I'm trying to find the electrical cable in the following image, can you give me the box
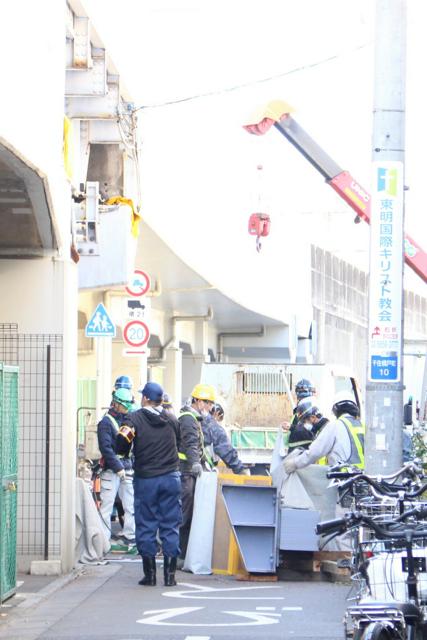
[132,42,371,112]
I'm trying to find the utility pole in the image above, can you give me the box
[365,0,406,474]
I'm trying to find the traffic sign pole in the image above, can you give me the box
[365,0,405,474]
[122,269,151,360]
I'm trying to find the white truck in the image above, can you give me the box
[200,362,362,469]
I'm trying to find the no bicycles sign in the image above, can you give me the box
[125,269,151,297]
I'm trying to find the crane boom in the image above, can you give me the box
[243,100,427,284]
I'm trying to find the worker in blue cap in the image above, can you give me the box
[116,381,182,587]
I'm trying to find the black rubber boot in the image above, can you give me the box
[138,556,156,586]
[163,556,177,587]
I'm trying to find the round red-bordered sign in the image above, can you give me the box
[125,269,151,297]
[123,320,150,348]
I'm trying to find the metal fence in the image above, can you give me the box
[0,327,63,560]
[0,363,19,601]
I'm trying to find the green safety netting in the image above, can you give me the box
[231,430,278,449]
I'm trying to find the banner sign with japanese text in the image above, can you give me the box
[368,161,404,383]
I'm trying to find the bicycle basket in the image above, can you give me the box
[365,546,427,604]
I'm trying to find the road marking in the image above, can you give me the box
[137,606,281,627]
[184,637,211,640]
[163,582,284,600]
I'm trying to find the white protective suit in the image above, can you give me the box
[292,414,353,469]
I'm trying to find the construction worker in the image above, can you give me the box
[114,374,138,411]
[295,378,316,404]
[114,375,133,390]
[162,392,175,416]
[177,383,216,567]
[284,379,318,450]
[287,413,314,451]
[97,388,135,546]
[202,403,250,475]
[284,390,365,473]
[295,400,329,439]
[116,381,181,587]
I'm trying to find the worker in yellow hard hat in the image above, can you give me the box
[177,383,216,568]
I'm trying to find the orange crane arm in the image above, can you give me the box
[243,100,427,284]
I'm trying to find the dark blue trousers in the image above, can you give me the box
[134,471,182,557]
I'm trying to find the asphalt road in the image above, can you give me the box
[0,560,349,640]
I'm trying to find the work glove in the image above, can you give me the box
[238,468,251,476]
[283,456,298,474]
[117,469,126,480]
[191,462,203,477]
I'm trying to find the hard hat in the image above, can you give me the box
[296,399,318,421]
[114,375,133,390]
[112,387,134,410]
[332,390,358,417]
[211,403,224,419]
[295,378,316,399]
[162,392,173,408]
[191,383,216,403]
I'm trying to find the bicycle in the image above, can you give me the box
[322,464,427,595]
[316,508,427,639]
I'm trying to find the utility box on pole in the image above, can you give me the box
[365,0,406,473]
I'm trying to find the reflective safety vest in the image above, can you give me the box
[339,415,365,469]
[106,413,119,431]
[315,415,365,468]
[178,411,214,469]
[288,439,312,450]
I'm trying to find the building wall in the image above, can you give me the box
[312,245,427,405]
[0,1,78,572]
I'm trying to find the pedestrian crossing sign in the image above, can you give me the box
[85,303,116,338]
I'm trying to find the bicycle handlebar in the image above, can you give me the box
[316,510,427,539]
[331,472,427,500]
[327,461,424,483]
[316,517,348,535]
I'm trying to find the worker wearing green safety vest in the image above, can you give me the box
[177,383,216,567]
[283,391,365,474]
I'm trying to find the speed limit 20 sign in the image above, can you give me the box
[123,320,150,349]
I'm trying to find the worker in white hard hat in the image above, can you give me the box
[284,390,365,473]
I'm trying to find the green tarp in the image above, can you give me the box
[231,430,278,449]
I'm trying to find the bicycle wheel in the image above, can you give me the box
[354,622,395,640]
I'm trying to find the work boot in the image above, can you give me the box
[163,556,177,587]
[138,556,156,586]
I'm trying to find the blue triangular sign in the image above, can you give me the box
[85,303,116,338]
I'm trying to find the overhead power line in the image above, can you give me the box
[133,42,370,111]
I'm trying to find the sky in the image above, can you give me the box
[82,0,426,297]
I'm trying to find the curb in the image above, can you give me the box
[15,565,85,612]
[0,564,122,638]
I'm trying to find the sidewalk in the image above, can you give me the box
[0,537,145,639]
[0,563,123,640]
[0,568,83,633]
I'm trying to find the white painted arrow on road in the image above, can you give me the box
[136,606,281,627]
[162,582,284,600]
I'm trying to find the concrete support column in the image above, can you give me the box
[163,347,183,412]
[95,337,112,423]
[58,259,78,574]
[194,320,209,358]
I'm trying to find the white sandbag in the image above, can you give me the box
[183,471,218,574]
[281,470,315,510]
[75,478,109,564]
[269,428,288,488]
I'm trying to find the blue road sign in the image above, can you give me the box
[370,354,398,381]
[85,303,116,338]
